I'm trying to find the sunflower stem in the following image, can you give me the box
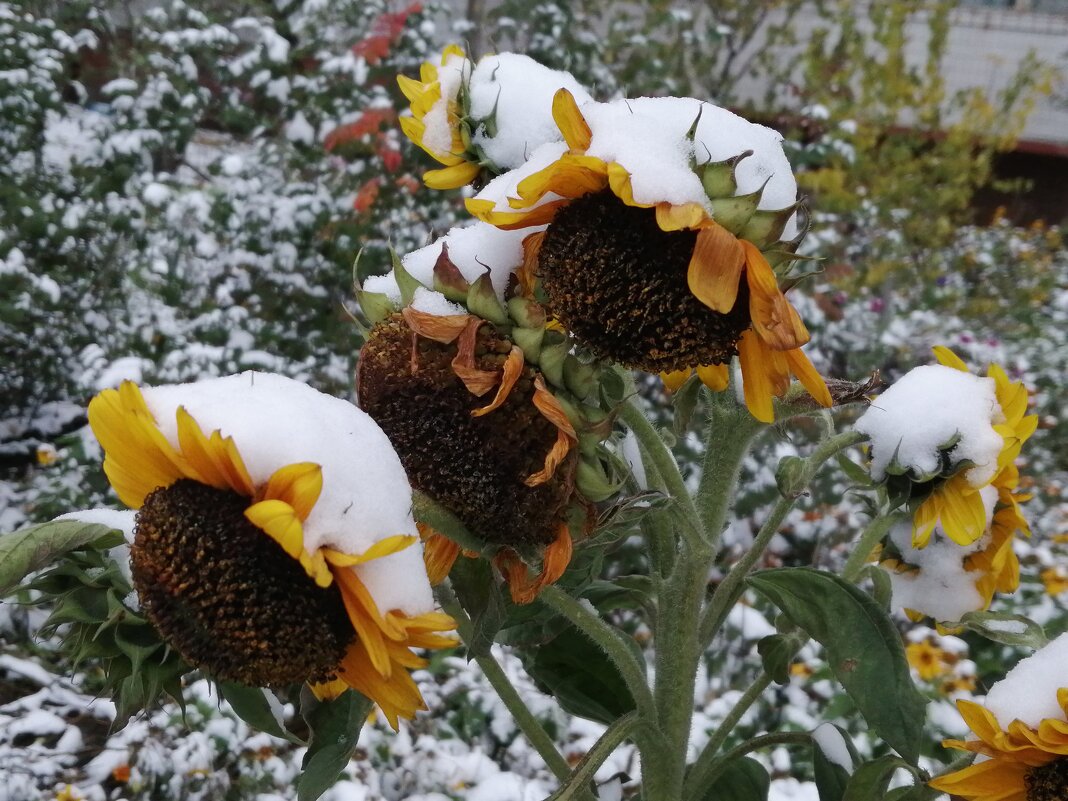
[434,585,582,792]
[412,491,491,556]
[698,429,869,648]
[538,584,657,724]
[682,671,775,798]
[695,389,762,550]
[687,730,813,797]
[618,395,703,550]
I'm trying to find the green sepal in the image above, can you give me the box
[576,457,623,502]
[356,289,395,324]
[390,248,423,306]
[738,201,804,249]
[511,326,545,362]
[563,356,597,400]
[432,242,470,302]
[709,179,768,235]
[700,149,752,198]
[467,272,508,325]
[507,296,546,329]
[538,336,569,387]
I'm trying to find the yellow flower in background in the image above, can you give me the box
[911,347,1036,548]
[906,640,950,682]
[397,45,481,189]
[1041,567,1068,596]
[89,378,455,728]
[467,89,830,423]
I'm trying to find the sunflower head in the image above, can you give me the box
[87,373,455,727]
[857,346,1036,548]
[464,91,830,423]
[930,634,1068,801]
[398,48,594,190]
[357,226,622,602]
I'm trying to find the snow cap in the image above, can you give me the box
[985,632,1068,729]
[856,364,1006,487]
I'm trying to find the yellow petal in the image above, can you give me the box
[661,368,693,393]
[940,480,991,546]
[88,383,188,508]
[259,462,323,520]
[655,201,709,231]
[245,499,306,562]
[744,241,810,351]
[933,345,968,372]
[396,74,426,105]
[322,534,418,567]
[912,494,942,548]
[514,155,608,207]
[551,88,592,151]
[472,346,525,418]
[696,363,730,391]
[465,196,569,230]
[687,222,745,313]
[784,348,832,408]
[421,530,461,585]
[424,160,481,189]
[927,757,1029,799]
[737,330,776,424]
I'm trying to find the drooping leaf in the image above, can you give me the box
[812,724,859,801]
[954,611,1047,649]
[297,689,374,801]
[450,556,508,657]
[700,757,769,801]
[672,373,703,435]
[0,520,124,596]
[757,634,797,684]
[220,683,303,744]
[523,626,635,726]
[748,568,927,763]
[842,755,912,801]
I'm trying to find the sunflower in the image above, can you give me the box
[356,230,618,603]
[398,48,595,190]
[397,45,479,189]
[88,374,455,728]
[930,656,1068,800]
[872,347,1037,549]
[464,89,830,423]
[906,639,950,682]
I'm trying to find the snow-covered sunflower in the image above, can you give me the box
[929,634,1068,801]
[464,89,830,422]
[357,223,618,603]
[88,373,455,728]
[398,47,593,190]
[857,346,1036,548]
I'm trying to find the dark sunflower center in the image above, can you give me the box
[131,479,353,687]
[356,314,575,551]
[537,190,752,373]
[1027,757,1068,801]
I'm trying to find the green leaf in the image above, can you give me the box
[701,757,769,801]
[748,568,927,763]
[842,755,912,801]
[836,454,874,487]
[757,634,797,684]
[220,683,303,744]
[0,520,124,596]
[858,564,893,611]
[297,689,374,801]
[954,611,1048,649]
[672,373,702,435]
[450,557,508,657]
[523,627,635,726]
[813,743,850,801]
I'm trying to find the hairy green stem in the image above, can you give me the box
[695,392,762,547]
[619,397,703,547]
[547,712,641,801]
[435,587,578,789]
[682,672,774,798]
[699,429,869,647]
[538,584,657,723]
[688,731,813,796]
[412,491,489,555]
